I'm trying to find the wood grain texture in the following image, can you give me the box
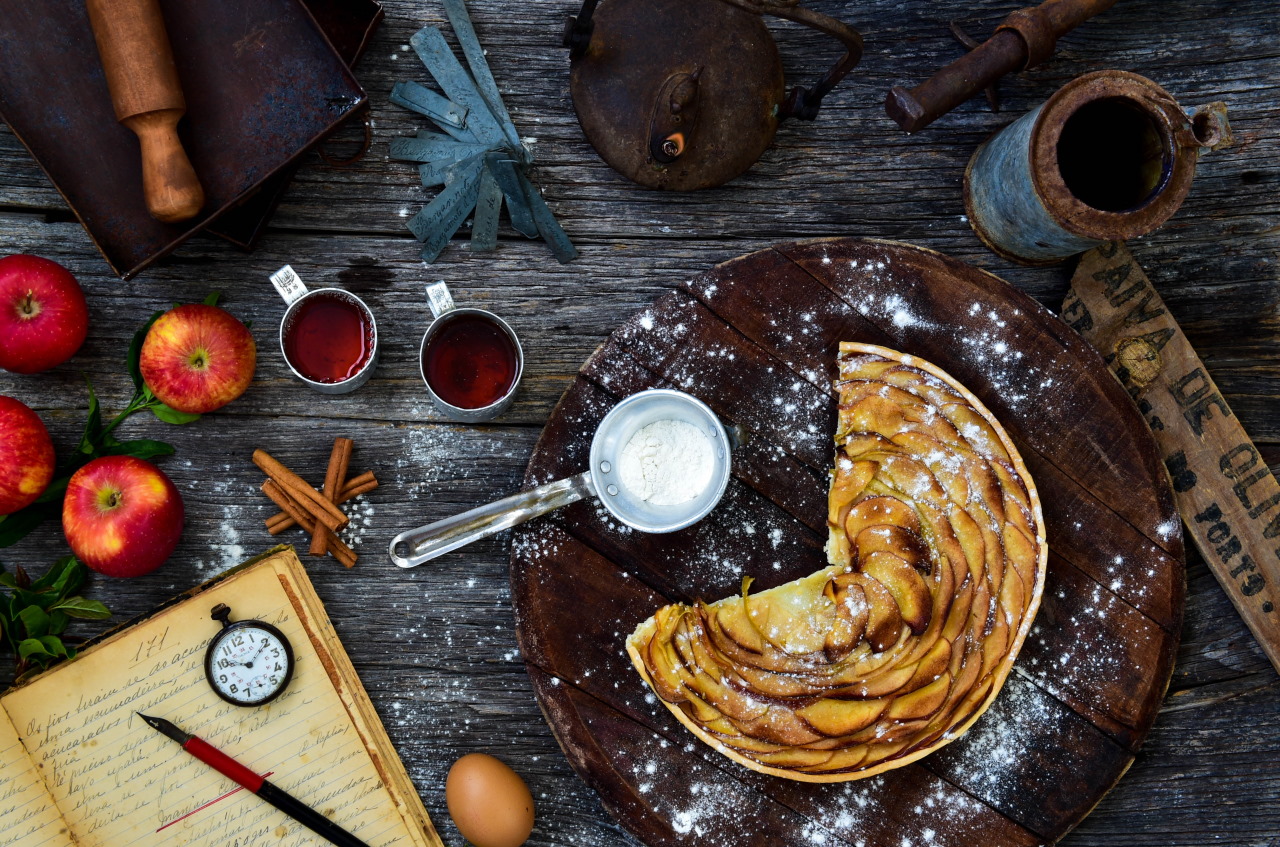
[1,0,1277,845]
[511,239,1182,845]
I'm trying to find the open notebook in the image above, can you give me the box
[0,547,442,847]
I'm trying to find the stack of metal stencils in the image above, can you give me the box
[390,0,577,263]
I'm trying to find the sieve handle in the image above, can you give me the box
[388,471,596,568]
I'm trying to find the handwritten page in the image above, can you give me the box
[1,552,434,847]
[0,706,72,847]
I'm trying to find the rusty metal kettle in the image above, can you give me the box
[563,0,862,190]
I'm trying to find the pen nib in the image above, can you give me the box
[136,712,191,745]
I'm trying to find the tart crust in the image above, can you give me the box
[626,343,1048,782]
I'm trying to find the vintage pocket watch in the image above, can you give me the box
[204,603,295,706]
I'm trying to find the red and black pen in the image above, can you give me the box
[137,713,372,847]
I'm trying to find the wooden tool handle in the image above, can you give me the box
[85,0,204,222]
[125,110,205,223]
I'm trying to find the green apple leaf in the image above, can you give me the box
[12,587,47,614]
[50,597,111,621]
[37,635,69,658]
[101,439,177,461]
[51,556,85,597]
[151,404,201,425]
[17,605,50,638]
[128,310,165,393]
[3,555,110,679]
[203,291,222,306]
[30,555,77,592]
[17,638,52,661]
[78,378,103,455]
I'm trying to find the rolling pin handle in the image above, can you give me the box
[129,110,205,223]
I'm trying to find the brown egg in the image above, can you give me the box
[445,753,535,847]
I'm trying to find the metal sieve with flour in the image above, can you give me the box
[389,389,733,568]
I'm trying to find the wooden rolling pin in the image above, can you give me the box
[86,0,204,223]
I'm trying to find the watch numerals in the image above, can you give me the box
[206,612,293,706]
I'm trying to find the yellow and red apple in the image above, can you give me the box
[62,456,184,577]
[0,254,90,374]
[0,395,56,515]
[140,304,256,414]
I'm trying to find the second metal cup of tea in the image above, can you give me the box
[418,281,524,423]
[389,389,733,568]
[269,265,379,394]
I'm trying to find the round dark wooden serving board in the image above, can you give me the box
[510,238,1185,847]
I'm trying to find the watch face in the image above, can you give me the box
[205,622,294,706]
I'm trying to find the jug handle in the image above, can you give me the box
[722,0,863,121]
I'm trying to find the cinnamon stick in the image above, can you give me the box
[252,449,348,532]
[266,472,377,534]
[262,481,358,568]
[310,438,354,557]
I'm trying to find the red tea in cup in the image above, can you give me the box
[283,292,374,384]
[422,313,519,409]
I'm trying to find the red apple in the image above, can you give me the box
[0,395,56,515]
[139,304,256,414]
[0,254,90,374]
[62,456,184,577]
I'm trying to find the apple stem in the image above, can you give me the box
[19,290,40,319]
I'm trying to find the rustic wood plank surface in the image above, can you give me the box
[1,0,1277,845]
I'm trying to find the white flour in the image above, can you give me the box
[619,419,713,505]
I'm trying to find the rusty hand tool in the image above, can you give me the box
[885,0,1120,133]
[85,0,205,222]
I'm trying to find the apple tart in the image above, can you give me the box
[626,343,1047,782]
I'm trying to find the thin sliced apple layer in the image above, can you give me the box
[626,343,1047,782]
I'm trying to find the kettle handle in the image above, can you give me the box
[722,0,863,121]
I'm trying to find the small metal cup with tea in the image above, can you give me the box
[419,281,524,422]
[269,265,379,394]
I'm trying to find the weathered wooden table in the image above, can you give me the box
[1,1,1277,844]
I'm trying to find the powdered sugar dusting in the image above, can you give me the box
[837,251,1059,412]
[935,675,1069,811]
